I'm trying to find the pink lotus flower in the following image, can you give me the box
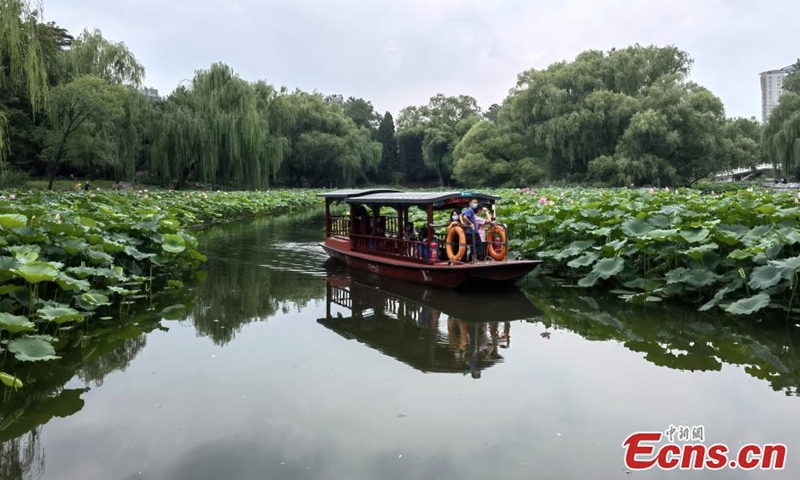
[522,187,529,192]
[538,196,548,204]
[9,194,16,200]
[648,187,655,194]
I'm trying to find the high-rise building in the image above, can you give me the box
[760,64,797,123]
[140,87,160,101]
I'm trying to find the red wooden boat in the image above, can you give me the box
[319,189,541,288]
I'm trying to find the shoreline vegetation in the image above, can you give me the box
[0,188,321,389]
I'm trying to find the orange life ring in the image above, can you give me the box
[445,226,467,261]
[487,225,507,261]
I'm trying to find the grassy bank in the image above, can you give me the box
[0,189,321,388]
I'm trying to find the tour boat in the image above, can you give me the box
[318,189,541,288]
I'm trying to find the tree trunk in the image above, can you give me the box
[47,133,69,190]
[47,166,58,191]
[174,161,196,190]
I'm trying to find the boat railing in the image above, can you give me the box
[327,215,399,239]
[330,284,352,309]
[327,215,351,237]
[351,234,433,264]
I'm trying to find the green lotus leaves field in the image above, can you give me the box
[499,186,800,315]
[0,189,320,386]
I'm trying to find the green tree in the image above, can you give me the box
[452,120,533,186]
[396,126,425,182]
[503,44,728,186]
[1,19,73,182]
[485,103,500,122]
[66,28,144,87]
[274,90,380,187]
[0,0,49,176]
[376,111,398,183]
[396,94,482,185]
[782,60,800,95]
[149,63,285,189]
[41,75,125,189]
[114,86,156,181]
[342,97,380,132]
[720,117,762,170]
[762,92,800,179]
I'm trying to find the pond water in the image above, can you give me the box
[2,212,799,479]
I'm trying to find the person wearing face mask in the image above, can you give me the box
[447,209,461,230]
[461,200,483,262]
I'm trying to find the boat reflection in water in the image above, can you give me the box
[318,264,543,378]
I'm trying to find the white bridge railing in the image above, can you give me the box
[714,163,776,178]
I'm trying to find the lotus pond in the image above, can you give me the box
[499,186,800,316]
[0,189,320,387]
[1,207,799,480]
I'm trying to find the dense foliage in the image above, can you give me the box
[2,2,774,190]
[0,189,320,387]
[763,62,800,179]
[500,187,800,315]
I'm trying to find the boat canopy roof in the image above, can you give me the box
[317,188,400,201]
[343,191,500,207]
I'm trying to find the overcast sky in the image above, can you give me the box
[44,0,799,120]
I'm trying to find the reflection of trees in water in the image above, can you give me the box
[530,291,800,396]
[191,262,324,345]
[191,214,326,346]
[0,213,329,476]
[76,335,149,387]
[0,428,44,480]
[0,285,194,474]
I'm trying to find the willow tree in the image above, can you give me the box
[271,90,382,187]
[763,92,800,179]
[149,63,286,189]
[66,28,144,87]
[0,0,49,176]
[115,87,155,181]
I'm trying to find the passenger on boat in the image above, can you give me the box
[403,221,417,241]
[366,216,385,241]
[403,221,418,257]
[460,200,483,262]
[418,226,442,260]
[446,209,461,231]
[474,206,492,260]
[371,217,386,237]
[352,205,370,236]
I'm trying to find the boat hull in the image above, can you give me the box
[320,237,540,288]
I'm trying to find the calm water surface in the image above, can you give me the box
[2,213,800,479]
